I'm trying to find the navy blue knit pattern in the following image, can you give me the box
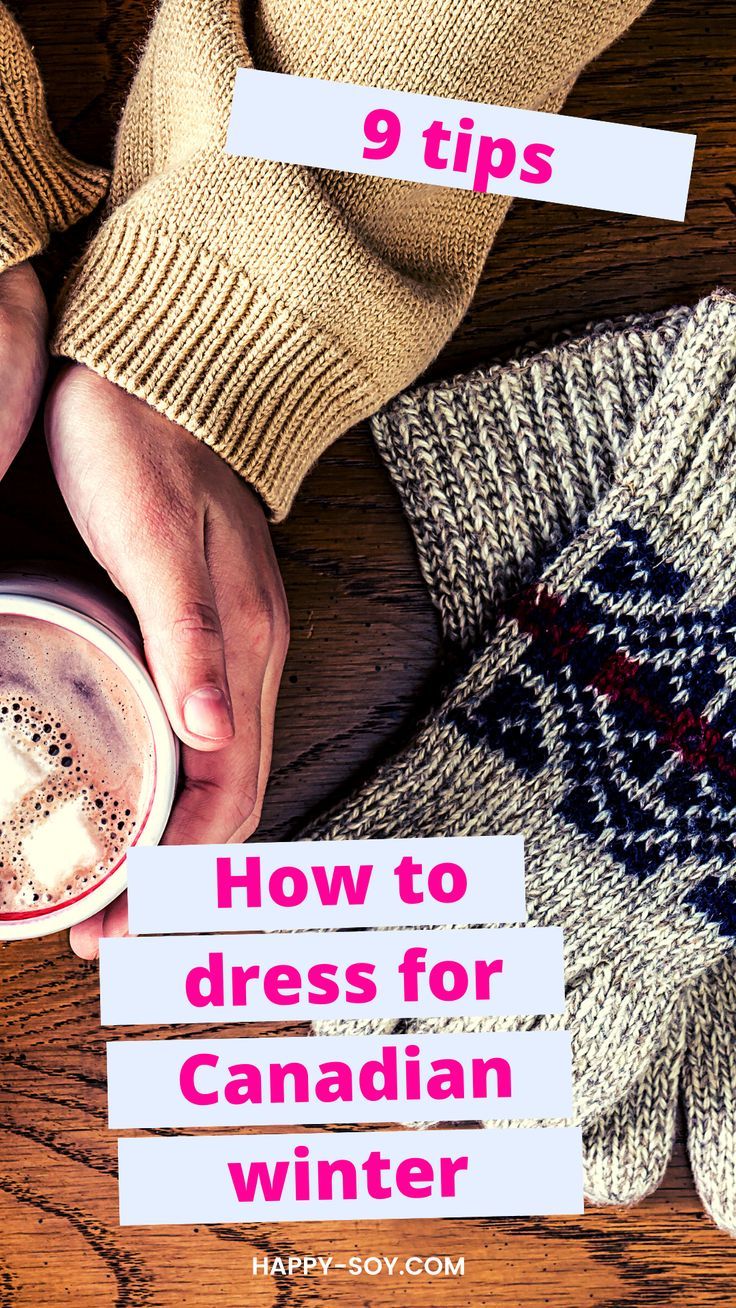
[451,522,736,937]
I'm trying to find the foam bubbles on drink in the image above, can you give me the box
[0,615,155,915]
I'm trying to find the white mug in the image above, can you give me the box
[0,570,178,941]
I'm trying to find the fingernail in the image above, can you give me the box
[183,686,234,740]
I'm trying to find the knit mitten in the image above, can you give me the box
[583,1005,685,1206]
[584,951,736,1236]
[307,291,736,1128]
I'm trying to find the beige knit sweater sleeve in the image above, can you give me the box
[0,5,107,272]
[52,0,649,519]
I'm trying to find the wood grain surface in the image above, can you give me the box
[2,1,736,1304]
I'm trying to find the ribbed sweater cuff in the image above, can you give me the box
[0,127,108,270]
[0,8,108,270]
[51,208,374,519]
[371,304,691,650]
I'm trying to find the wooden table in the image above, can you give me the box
[2,1,736,1303]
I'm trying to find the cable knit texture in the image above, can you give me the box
[0,4,108,271]
[304,293,736,1144]
[51,0,648,517]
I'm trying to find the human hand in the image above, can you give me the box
[0,260,47,474]
[45,365,289,959]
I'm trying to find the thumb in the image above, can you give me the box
[583,1008,685,1206]
[682,954,736,1236]
[114,539,235,751]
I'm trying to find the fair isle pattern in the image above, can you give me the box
[371,303,692,652]
[451,520,736,936]
[307,292,736,1185]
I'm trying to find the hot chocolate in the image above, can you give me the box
[0,612,156,918]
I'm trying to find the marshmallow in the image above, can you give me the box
[0,731,51,823]
[21,797,104,894]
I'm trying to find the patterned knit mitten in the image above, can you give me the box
[308,291,736,1128]
[584,951,736,1236]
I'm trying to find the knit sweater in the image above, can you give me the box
[0,6,107,270]
[0,0,648,517]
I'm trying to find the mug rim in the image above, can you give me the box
[0,592,178,940]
